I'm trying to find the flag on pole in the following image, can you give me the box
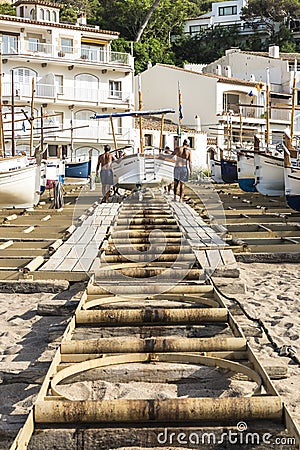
[178,82,183,123]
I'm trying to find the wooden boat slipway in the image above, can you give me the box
[92,108,176,190]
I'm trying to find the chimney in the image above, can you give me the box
[216,64,222,76]
[224,65,232,78]
[269,45,280,59]
[195,115,201,131]
[77,12,87,26]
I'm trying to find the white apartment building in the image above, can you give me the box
[204,46,300,134]
[136,63,273,161]
[0,0,135,162]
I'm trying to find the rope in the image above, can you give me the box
[209,276,300,367]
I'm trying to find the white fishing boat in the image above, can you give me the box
[237,151,256,192]
[111,147,174,189]
[208,148,223,183]
[93,108,176,190]
[254,150,285,197]
[0,155,40,209]
[283,135,300,211]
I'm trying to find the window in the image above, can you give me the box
[28,37,40,52]
[109,80,121,99]
[144,134,153,146]
[75,74,98,101]
[39,9,44,20]
[30,8,36,20]
[189,25,208,35]
[45,9,50,21]
[52,11,57,22]
[61,38,73,53]
[55,75,63,94]
[219,6,237,16]
[15,68,36,84]
[223,93,240,114]
[2,34,18,54]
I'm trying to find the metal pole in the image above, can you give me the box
[110,115,117,150]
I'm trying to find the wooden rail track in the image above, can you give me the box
[184,181,300,259]
[9,189,300,450]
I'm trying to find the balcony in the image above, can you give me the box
[2,81,132,105]
[3,40,132,68]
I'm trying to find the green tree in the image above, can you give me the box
[241,0,300,37]
[0,3,16,15]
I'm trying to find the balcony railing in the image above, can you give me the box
[2,81,132,104]
[3,40,132,67]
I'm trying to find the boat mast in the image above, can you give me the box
[138,74,143,154]
[30,77,35,157]
[70,106,74,161]
[290,59,297,142]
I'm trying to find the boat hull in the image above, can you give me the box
[284,165,300,211]
[221,159,238,183]
[112,154,174,189]
[237,153,257,192]
[65,160,91,179]
[209,159,223,183]
[44,159,65,190]
[254,153,284,196]
[0,163,40,209]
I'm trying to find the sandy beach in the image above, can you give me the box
[0,263,299,448]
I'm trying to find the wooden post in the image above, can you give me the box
[265,68,270,148]
[290,59,297,141]
[110,115,117,150]
[29,77,35,157]
[160,113,165,150]
[138,74,143,154]
[11,69,15,156]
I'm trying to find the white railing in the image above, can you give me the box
[3,40,131,67]
[2,81,131,104]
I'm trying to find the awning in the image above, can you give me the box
[81,38,107,45]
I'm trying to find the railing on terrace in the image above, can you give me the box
[2,82,131,104]
[3,41,132,66]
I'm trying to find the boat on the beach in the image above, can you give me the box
[220,149,238,183]
[64,159,91,180]
[283,135,300,211]
[237,151,256,192]
[93,108,175,189]
[208,148,223,183]
[0,155,40,209]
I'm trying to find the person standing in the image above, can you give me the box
[96,144,116,203]
[172,139,192,202]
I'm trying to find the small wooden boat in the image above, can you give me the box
[65,159,91,179]
[220,149,237,183]
[236,137,259,192]
[0,156,40,209]
[237,151,256,192]
[283,135,300,211]
[254,151,284,197]
[43,158,65,190]
[208,148,223,183]
[111,148,174,189]
[93,108,175,190]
